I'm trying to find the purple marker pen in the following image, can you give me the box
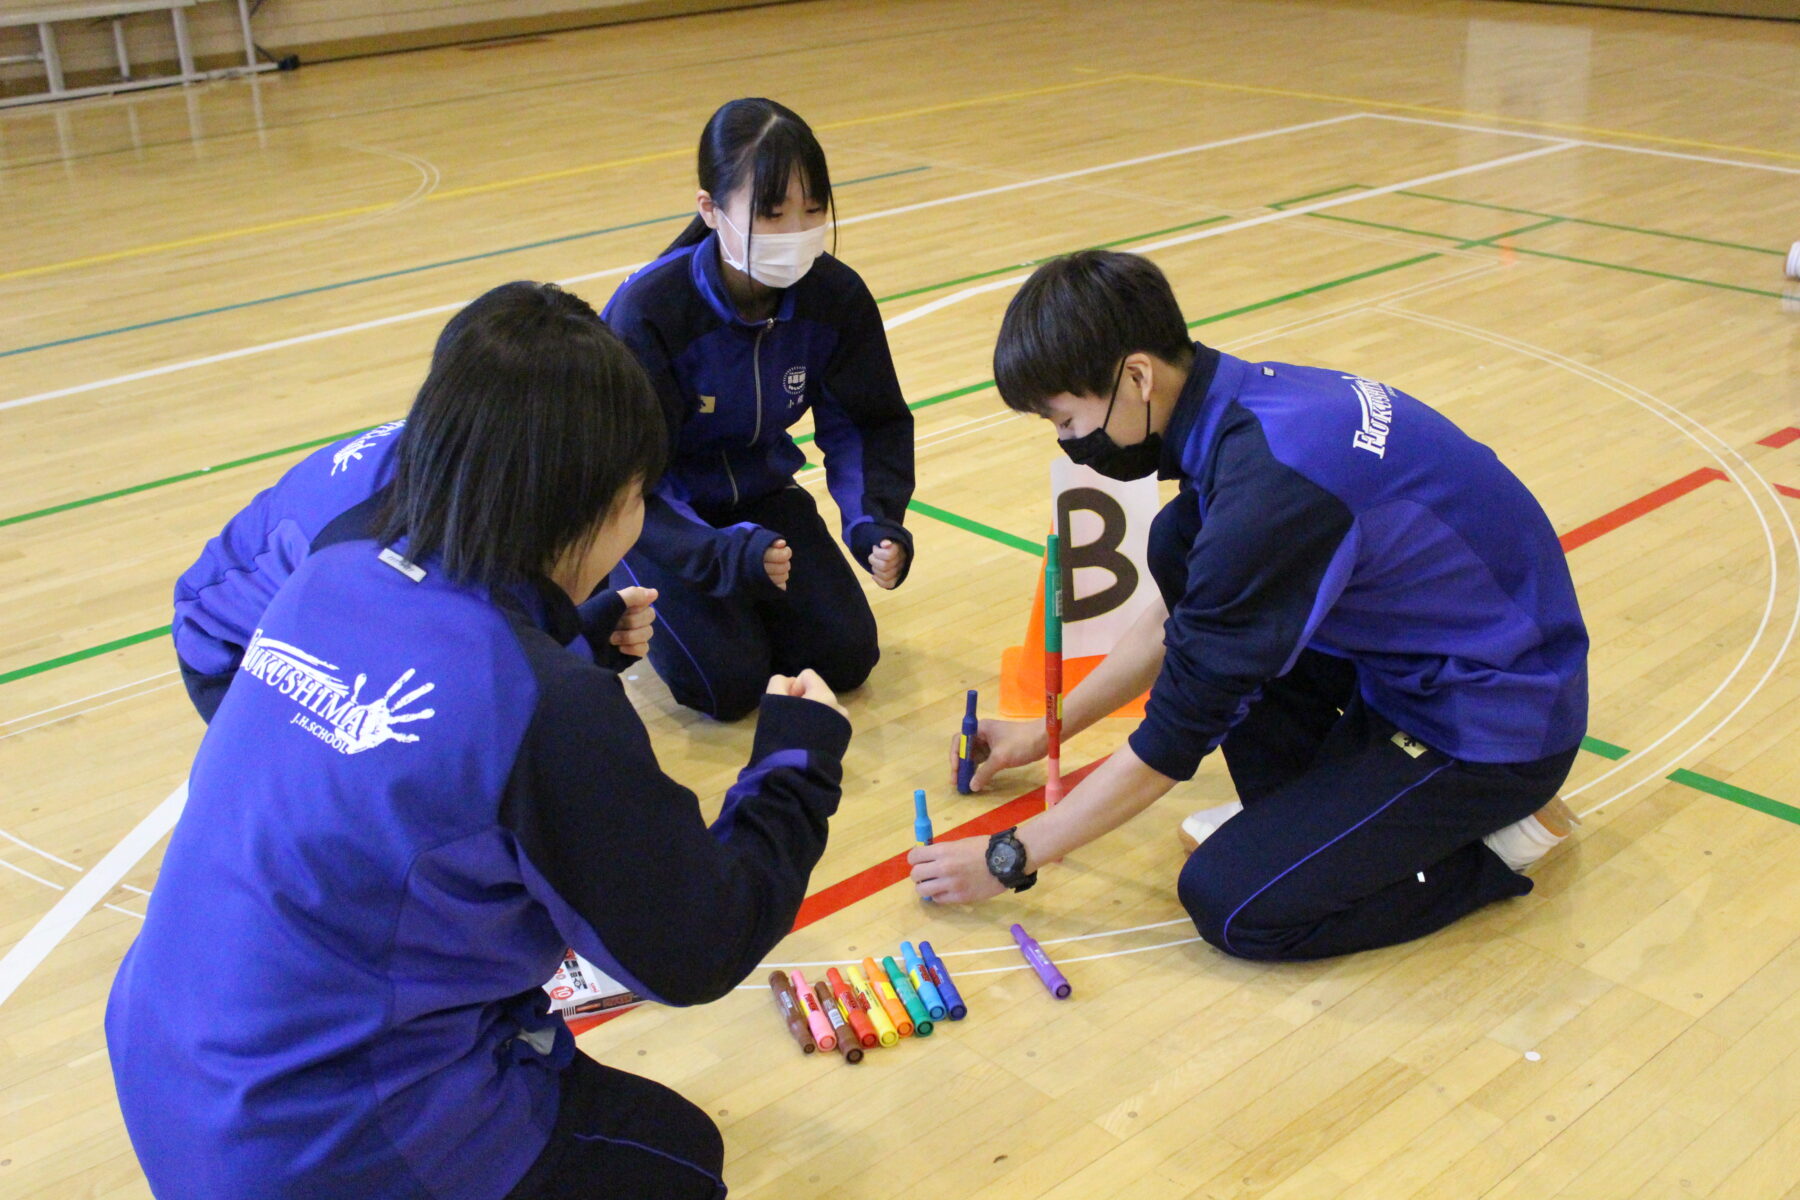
[1011,923,1071,999]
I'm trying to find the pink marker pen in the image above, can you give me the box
[789,968,837,1051]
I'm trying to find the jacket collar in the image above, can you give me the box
[496,573,582,647]
[1157,342,1225,480]
[690,233,799,328]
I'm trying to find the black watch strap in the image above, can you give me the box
[986,827,1038,893]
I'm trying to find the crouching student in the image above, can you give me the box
[170,284,655,722]
[910,251,1587,962]
[603,97,915,721]
[108,282,852,1199]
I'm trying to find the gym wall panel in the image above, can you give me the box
[0,0,788,87]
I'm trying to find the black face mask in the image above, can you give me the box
[1059,360,1162,481]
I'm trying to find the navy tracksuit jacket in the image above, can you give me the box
[109,535,851,1198]
[171,421,638,719]
[601,236,914,718]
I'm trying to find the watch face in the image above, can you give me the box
[989,839,1021,877]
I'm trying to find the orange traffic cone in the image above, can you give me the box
[998,549,1147,720]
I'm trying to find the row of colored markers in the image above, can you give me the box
[769,927,1072,1065]
[769,941,965,1065]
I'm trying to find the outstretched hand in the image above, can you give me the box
[947,717,1047,793]
[908,838,1005,904]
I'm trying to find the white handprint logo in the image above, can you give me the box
[330,420,405,476]
[242,629,437,754]
[329,669,437,754]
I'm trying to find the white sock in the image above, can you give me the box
[1482,812,1567,873]
[1179,800,1245,851]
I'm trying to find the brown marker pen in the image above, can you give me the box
[768,970,815,1054]
[815,981,865,1064]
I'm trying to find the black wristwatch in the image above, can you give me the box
[986,827,1038,892]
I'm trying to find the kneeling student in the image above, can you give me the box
[912,250,1587,962]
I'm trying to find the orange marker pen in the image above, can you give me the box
[862,955,914,1037]
[827,967,879,1049]
[846,964,900,1047]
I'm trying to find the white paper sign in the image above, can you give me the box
[1051,459,1162,661]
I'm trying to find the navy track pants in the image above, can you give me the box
[613,484,879,721]
[1180,650,1576,961]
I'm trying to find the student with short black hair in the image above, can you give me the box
[170,285,655,722]
[911,250,1587,961]
[603,97,915,721]
[109,281,852,1200]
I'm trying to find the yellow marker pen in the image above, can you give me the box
[846,963,899,1047]
[862,955,914,1037]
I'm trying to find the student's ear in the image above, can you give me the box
[697,190,718,229]
[1124,352,1157,404]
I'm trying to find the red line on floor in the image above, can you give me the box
[1559,467,1728,553]
[792,757,1105,931]
[1758,428,1800,449]
[1777,484,1800,501]
[567,758,1108,1034]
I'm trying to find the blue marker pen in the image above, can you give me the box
[913,788,933,846]
[901,940,948,1021]
[956,690,979,794]
[919,941,967,1020]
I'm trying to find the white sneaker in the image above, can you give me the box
[1178,800,1245,853]
[1483,796,1579,873]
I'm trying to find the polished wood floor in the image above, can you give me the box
[3,1,1799,1196]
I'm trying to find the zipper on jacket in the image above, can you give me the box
[750,319,773,446]
[722,450,740,506]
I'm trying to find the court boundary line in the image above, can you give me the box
[1303,209,1786,300]
[11,112,1784,424]
[1356,110,1800,176]
[1383,308,1800,818]
[0,77,1129,284]
[0,113,1361,414]
[0,166,936,361]
[1120,70,1800,166]
[1396,188,1786,256]
[880,139,1578,333]
[0,782,185,1007]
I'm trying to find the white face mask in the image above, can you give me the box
[716,207,828,290]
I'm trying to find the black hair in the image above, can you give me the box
[993,250,1197,415]
[378,281,667,588]
[663,97,835,259]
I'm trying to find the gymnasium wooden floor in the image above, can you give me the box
[4,0,1799,1195]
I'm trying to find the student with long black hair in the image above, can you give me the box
[603,97,915,721]
[169,296,655,722]
[108,282,852,1200]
